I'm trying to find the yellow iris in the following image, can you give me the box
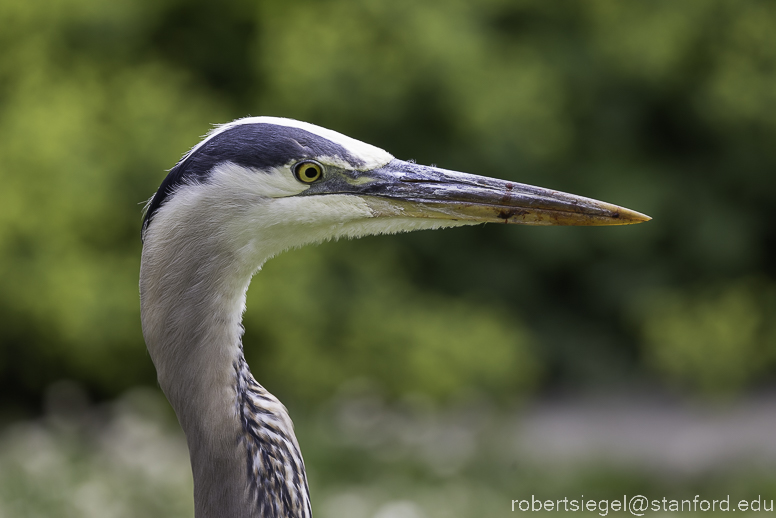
[295,161,323,183]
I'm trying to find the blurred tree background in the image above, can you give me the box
[1,0,776,516]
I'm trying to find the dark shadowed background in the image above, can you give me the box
[1,1,775,516]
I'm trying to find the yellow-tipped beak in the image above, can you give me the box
[315,159,651,227]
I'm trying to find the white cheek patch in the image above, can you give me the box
[210,162,308,199]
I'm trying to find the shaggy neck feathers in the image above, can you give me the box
[140,175,313,518]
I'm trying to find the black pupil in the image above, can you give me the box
[304,166,317,179]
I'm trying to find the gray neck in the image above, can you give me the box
[140,221,311,518]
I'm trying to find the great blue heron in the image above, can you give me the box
[139,117,649,518]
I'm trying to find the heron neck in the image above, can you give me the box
[140,228,311,518]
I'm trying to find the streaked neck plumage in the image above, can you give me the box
[140,171,315,518]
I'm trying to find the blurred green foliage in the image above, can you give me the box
[640,280,776,395]
[1,0,775,408]
[245,244,537,401]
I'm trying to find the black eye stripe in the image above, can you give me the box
[142,123,362,235]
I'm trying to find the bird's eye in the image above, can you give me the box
[294,161,323,183]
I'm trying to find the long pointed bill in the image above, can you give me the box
[310,159,650,226]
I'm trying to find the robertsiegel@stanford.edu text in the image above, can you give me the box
[511,495,774,516]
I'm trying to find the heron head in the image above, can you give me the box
[142,117,649,265]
